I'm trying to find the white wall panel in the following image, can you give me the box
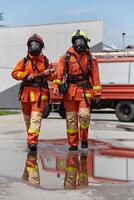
[99,62,129,84]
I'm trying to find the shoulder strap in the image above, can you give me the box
[62,51,71,77]
[65,51,71,63]
[23,56,29,70]
[87,51,92,74]
[65,50,92,75]
[23,55,49,70]
[44,56,49,69]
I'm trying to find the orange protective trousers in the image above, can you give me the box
[21,101,46,145]
[64,98,91,147]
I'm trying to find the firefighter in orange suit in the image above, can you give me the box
[11,33,55,152]
[64,151,88,189]
[53,30,102,151]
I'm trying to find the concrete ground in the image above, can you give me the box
[1,112,134,200]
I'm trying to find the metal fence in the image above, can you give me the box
[104,32,134,50]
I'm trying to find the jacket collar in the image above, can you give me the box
[28,53,45,62]
[68,47,89,57]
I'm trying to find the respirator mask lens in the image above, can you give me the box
[28,41,42,56]
[73,38,86,53]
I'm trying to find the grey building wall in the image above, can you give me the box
[0,84,21,109]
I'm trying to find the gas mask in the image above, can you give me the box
[73,38,87,53]
[28,41,42,57]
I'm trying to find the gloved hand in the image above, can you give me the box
[94,96,100,104]
[53,87,59,95]
[27,74,34,81]
[44,68,55,76]
[44,69,50,76]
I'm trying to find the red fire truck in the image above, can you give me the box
[43,51,134,122]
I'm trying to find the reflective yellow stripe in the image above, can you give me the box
[41,95,48,100]
[79,173,88,178]
[83,93,92,97]
[17,72,23,79]
[80,123,89,129]
[67,128,78,134]
[65,166,77,172]
[27,166,38,173]
[93,85,102,90]
[85,93,92,97]
[28,128,40,135]
[53,79,62,85]
[30,92,35,102]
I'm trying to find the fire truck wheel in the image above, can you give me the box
[42,103,52,118]
[115,101,134,122]
[58,102,66,119]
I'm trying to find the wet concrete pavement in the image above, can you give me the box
[1,112,134,199]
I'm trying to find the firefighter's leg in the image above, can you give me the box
[27,101,46,146]
[78,99,91,148]
[22,152,40,185]
[77,151,88,188]
[64,100,79,149]
[64,152,78,189]
[21,102,31,131]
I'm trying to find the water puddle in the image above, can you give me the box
[22,139,134,190]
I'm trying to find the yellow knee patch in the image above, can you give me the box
[66,112,78,132]
[79,108,90,129]
[28,111,42,135]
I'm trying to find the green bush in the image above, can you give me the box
[0,110,20,115]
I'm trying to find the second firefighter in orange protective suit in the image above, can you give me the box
[11,33,55,152]
[53,30,102,151]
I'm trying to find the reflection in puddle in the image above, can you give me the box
[22,139,134,190]
[23,152,40,186]
[64,151,88,189]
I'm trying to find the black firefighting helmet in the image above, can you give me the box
[27,34,44,56]
[27,33,44,48]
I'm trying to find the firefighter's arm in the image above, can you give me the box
[91,57,102,97]
[46,63,56,81]
[52,55,65,93]
[32,66,55,80]
[11,59,30,81]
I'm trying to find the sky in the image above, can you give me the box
[0,0,134,34]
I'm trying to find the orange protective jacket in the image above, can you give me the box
[11,54,55,102]
[53,47,102,101]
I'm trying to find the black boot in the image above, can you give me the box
[81,140,88,149]
[28,143,37,152]
[68,146,78,151]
